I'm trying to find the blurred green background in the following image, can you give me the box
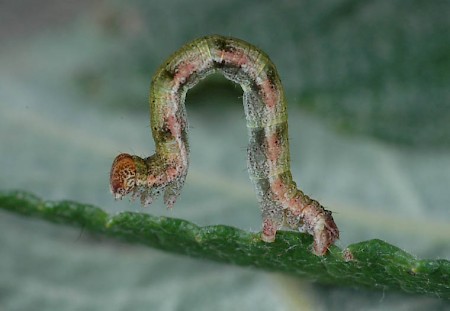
[0,0,449,310]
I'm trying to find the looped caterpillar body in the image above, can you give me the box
[109,35,339,255]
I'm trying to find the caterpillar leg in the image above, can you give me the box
[260,202,285,242]
[286,194,339,256]
[163,174,186,209]
[261,173,339,255]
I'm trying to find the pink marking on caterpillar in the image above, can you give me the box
[109,35,339,255]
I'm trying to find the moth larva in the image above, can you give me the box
[109,35,339,255]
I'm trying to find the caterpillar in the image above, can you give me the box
[109,35,339,255]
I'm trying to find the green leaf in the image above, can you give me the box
[1,190,448,299]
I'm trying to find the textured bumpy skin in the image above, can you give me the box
[110,35,339,255]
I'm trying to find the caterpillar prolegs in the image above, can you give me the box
[109,35,339,255]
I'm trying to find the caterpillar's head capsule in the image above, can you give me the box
[110,153,146,199]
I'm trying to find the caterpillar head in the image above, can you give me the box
[110,153,147,199]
